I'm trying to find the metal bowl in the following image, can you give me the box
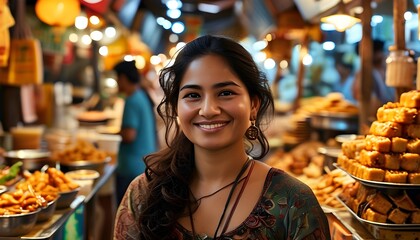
[37,197,59,222]
[318,146,342,171]
[4,149,55,172]
[0,208,41,237]
[56,188,80,209]
[310,112,359,132]
[59,157,111,175]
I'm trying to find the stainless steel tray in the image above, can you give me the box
[336,196,420,230]
[310,112,358,131]
[334,163,420,189]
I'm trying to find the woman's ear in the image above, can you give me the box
[250,96,260,117]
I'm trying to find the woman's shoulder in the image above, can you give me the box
[263,166,314,195]
[126,174,149,203]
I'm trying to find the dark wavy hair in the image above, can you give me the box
[138,35,274,239]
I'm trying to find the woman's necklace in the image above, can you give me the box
[188,156,253,240]
[193,176,247,203]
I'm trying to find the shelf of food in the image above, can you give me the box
[334,163,420,189]
[0,163,116,239]
[337,196,420,230]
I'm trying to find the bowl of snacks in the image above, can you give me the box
[0,189,46,237]
[4,149,55,172]
[0,208,41,236]
[56,187,80,209]
[52,140,111,174]
[60,157,111,175]
[37,197,59,222]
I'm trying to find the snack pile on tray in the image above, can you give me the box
[339,182,420,224]
[0,188,47,215]
[337,90,420,184]
[17,168,79,194]
[51,140,108,162]
[312,168,355,209]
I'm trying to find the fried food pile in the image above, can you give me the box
[0,168,79,216]
[0,188,47,215]
[51,140,108,162]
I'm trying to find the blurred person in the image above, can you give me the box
[332,51,357,104]
[114,35,330,240]
[353,39,395,114]
[113,60,158,204]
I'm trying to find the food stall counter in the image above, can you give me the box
[9,163,117,239]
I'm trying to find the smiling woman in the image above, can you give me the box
[113,35,331,240]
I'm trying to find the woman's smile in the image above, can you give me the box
[196,121,228,131]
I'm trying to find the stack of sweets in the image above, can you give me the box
[338,90,420,184]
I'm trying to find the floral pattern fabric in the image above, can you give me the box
[114,168,331,240]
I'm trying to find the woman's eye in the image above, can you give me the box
[219,90,234,96]
[183,92,200,99]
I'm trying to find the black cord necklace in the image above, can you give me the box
[187,156,253,240]
[193,176,247,203]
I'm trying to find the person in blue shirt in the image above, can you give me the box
[113,60,158,204]
[332,51,357,104]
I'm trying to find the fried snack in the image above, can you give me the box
[365,135,391,152]
[51,140,109,162]
[384,170,408,183]
[367,192,392,215]
[383,154,401,170]
[359,150,385,168]
[406,124,420,138]
[400,153,420,172]
[47,168,79,191]
[407,139,420,154]
[391,137,408,153]
[311,168,355,209]
[400,90,420,108]
[16,167,78,202]
[408,172,420,184]
[362,208,388,223]
[388,208,410,224]
[0,189,47,215]
[369,121,403,138]
[376,102,417,124]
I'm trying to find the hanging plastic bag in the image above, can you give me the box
[0,0,43,85]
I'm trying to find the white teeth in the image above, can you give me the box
[199,123,225,129]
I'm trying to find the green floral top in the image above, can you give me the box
[114,168,331,240]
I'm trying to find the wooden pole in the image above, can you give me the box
[358,0,373,134]
[392,0,411,99]
[293,33,309,111]
[393,0,406,50]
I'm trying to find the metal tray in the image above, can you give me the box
[310,112,358,131]
[334,163,420,189]
[336,196,420,230]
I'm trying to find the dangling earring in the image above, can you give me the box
[245,120,259,140]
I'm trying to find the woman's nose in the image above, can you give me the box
[199,96,221,117]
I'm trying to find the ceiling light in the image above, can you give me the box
[321,14,360,32]
[167,9,181,19]
[198,3,220,14]
[320,0,360,32]
[171,22,185,34]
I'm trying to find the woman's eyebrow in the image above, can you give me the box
[180,81,240,92]
[179,84,201,92]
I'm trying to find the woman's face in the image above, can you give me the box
[177,55,258,151]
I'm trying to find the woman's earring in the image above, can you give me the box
[245,120,259,140]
